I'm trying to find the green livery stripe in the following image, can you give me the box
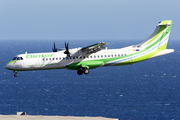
[144,25,166,46]
[106,42,168,67]
[161,20,172,26]
[5,67,63,71]
[67,60,104,70]
[6,60,19,65]
[67,55,129,70]
[67,27,171,70]
[143,20,172,47]
[6,20,173,72]
[129,28,170,58]
[145,25,171,50]
[133,43,167,63]
[94,23,172,67]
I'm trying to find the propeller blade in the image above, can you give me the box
[52,42,58,52]
[64,42,70,57]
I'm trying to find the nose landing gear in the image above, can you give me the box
[14,71,18,77]
[14,73,18,77]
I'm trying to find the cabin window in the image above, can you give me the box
[59,57,61,60]
[118,54,120,57]
[42,58,45,61]
[125,54,126,56]
[53,58,55,60]
[46,58,48,61]
[101,55,103,58]
[84,56,86,59]
[115,55,116,57]
[121,54,123,56]
[76,56,78,59]
[94,56,96,58]
[90,56,92,58]
[80,57,82,59]
[104,55,106,57]
[56,58,58,60]
[108,55,110,57]
[111,55,113,57]
[73,57,75,59]
[87,56,89,58]
[49,58,51,60]
[63,57,65,60]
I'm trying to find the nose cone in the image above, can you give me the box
[5,62,11,70]
[5,60,16,70]
[5,64,10,69]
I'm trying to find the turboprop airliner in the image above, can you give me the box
[5,20,174,77]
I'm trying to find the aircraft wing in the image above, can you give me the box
[81,42,108,54]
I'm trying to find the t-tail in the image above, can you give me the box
[132,20,174,62]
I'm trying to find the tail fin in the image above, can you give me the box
[135,20,173,50]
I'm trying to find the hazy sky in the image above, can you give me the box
[0,0,179,40]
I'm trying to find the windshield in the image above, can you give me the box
[12,57,23,60]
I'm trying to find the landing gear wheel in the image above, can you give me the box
[84,69,89,75]
[14,74,18,77]
[77,70,83,75]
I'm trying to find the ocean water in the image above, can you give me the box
[0,40,180,120]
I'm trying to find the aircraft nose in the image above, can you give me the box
[5,61,13,70]
[5,64,10,69]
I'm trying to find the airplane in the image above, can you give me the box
[5,20,174,77]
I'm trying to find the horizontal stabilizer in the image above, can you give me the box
[150,49,174,59]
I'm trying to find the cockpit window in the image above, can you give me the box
[12,57,17,60]
[12,57,23,60]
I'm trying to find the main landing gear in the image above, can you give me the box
[77,67,90,75]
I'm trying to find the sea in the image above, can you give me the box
[0,40,179,120]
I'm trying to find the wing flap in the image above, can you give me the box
[81,42,108,54]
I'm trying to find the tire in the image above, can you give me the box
[14,74,18,77]
[84,69,89,75]
[77,70,83,75]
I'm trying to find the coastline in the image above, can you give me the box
[0,115,118,120]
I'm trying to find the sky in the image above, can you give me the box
[0,0,179,40]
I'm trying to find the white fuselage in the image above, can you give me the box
[5,46,174,72]
[7,47,130,71]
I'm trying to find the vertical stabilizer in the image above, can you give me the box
[135,20,173,50]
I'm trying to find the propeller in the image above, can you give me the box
[64,42,70,57]
[52,42,58,52]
